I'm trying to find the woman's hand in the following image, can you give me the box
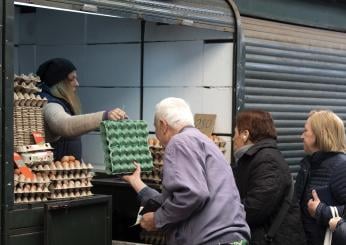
[329,217,342,231]
[307,189,321,217]
[108,108,128,120]
[122,162,146,193]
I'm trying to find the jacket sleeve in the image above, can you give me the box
[43,103,104,138]
[315,203,344,225]
[243,154,288,226]
[330,162,346,204]
[154,140,210,229]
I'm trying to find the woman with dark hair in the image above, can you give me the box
[37,58,128,160]
[233,110,306,245]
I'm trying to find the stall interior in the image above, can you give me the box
[14,5,234,243]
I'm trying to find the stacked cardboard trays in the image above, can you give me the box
[100,120,153,174]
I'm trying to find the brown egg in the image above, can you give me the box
[61,156,69,162]
[69,156,76,161]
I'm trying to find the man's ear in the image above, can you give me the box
[160,119,169,134]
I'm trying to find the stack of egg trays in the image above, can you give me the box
[141,137,164,184]
[100,120,153,175]
[14,171,50,204]
[38,159,94,200]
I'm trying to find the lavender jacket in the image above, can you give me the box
[139,127,250,245]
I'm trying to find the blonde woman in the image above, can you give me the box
[294,110,346,245]
[37,58,127,160]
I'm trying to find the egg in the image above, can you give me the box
[42,196,48,201]
[30,185,37,192]
[14,169,21,175]
[35,196,41,202]
[69,161,75,169]
[61,156,69,162]
[81,163,87,169]
[69,156,76,161]
[62,162,69,170]
[87,163,93,169]
[22,197,29,202]
[49,162,56,170]
[44,164,50,170]
[74,173,80,179]
[69,181,74,188]
[57,193,63,198]
[75,181,81,187]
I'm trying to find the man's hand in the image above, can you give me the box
[140,212,157,231]
[122,162,146,193]
[307,189,320,217]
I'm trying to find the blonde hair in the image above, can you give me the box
[50,80,81,115]
[308,110,346,152]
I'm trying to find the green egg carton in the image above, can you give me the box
[100,120,153,175]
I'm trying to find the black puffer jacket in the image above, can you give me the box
[233,139,306,245]
[295,152,346,245]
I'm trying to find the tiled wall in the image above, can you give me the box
[15,7,234,168]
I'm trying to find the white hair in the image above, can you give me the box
[155,97,194,130]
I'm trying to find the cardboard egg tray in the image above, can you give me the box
[14,171,51,204]
[14,106,45,147]
[14,82,41,94]
[209,135,227,154]
[15,194,49,204]
[50,189,93,200]
[14,73,41,85]
[141,137,164,184]
[100,120,153,175]
[14,92,47,107]
[21,151,54,166]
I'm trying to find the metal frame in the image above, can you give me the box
[2,0,14,243]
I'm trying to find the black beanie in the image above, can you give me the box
[36,58,76,87]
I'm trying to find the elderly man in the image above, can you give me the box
[123,97,250,245]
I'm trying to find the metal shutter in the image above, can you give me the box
[239,17,346,176]
[14,0,234,32]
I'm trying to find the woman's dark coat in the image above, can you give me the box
[295,152,346,245]
[233,138,306,245]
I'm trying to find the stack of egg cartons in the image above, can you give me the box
[14,143,53,204]
[209,135,227,155]
[100,120,153,174]
[46,156,94,200]
[141,137,164,184]
[13,74,47,147]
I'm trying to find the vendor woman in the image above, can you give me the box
[37,58,127,160]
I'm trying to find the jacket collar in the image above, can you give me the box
[244,138,278,156]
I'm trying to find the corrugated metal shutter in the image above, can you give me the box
[239,17,346,176]
[14,0,234,32]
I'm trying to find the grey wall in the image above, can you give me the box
[15,7,233,169]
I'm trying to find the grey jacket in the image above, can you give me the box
[139,127,250,245]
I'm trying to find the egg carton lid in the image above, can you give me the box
[16,143,53,153]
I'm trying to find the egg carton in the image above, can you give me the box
[14,92,47,107]
[50,183,93,190]
[14,73,41,84]
[14,172,50,184]
[15,143,53,153]
[15,194,49,204]
[100,120,153,174]
[48,172,94,181]
[32,161,93,172]
[21,151,54,165]
[15,185,50,194]
[49,190,93,200]
[14,82,41,94]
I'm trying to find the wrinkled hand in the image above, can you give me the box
[329,217,342,231]
[140,212,157,231]
[108,108,128,120]
[307,190,320,217]
[122,162,141,184]
[122,163,146,193]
